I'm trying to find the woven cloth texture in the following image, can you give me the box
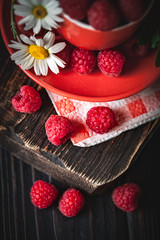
[47,79,160,147]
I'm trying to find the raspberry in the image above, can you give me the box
[12,85,42,113]
[59,0,91,20]
[118,0,145,22]
[86,106,116,134]
[45,115,75,146]
[30,180,58,209]
[98,49,125,77]
[112,183,141,212]
[122,34,150,58]
[70,48,96,74]
[87,0,120,31]
[59,188,85,217]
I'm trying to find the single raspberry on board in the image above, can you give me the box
[30,180,58,209]
[87,0,120,31]
[12,85,42,113]
[70,48,96,74]
[59,0,91,20]
[45,115,75,146]
[98,49,125,77]
[112,183,141,212]
[86,106,116,134]
[59,188,85,217]
[118,0,145,22]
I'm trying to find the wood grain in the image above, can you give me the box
[1,126,160,240]
[0,32,160,194]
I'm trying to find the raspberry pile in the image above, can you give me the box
[52,31,150,77]
[112,183,141,212]
[69,46,127,77]
[59,0,147,31]
[59,0,91,21]
[88,0,120,31]
[56,28,150,76]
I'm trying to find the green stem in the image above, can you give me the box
[11,0,21,42]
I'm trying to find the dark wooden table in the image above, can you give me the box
[0,31,160,240]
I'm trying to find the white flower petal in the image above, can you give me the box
[8,42,27,50]
[46,1,59,9]
[16,54,33,68]
[48,7,63,15]
[51,54,65,68]
[39,59,48,75]
[31,0,41,5]
[14,5,32,16]
[20,34,34,45]
[11,54,30,66]
[23,17,37,31]
[14,10,32,17]
[42,0,50,5]
[34,59,41,75]
[49,42,66,54]
[47,57,59,74]
[33,19,42,34]
[44,15,59,29]
[36,39,44,46]
[11,49,29,60]
[41,19,52,31]
[17,0,33,7]
[43,32,55,49]
[49,14,64,23]
[30,36,37,43]
[14,4,31,12]
[21,56,34,70]
[18,15,33,25]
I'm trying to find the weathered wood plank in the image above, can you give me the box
[0,32,160,193]
[1,129,160,240]
[0,74,160,193]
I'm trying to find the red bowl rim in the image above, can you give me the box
[62,0,154,32]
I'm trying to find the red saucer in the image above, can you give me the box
[0,0,160,102]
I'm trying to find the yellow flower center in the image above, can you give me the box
[32,5,47,19]
[29,45,49,59]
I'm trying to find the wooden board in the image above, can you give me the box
[0,33,160,194]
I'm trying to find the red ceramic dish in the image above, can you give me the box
[0,0,160,102]
[57,1,154,50]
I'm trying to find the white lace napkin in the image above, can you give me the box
[47,79,160,147]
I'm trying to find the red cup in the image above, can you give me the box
[57,0,154,50]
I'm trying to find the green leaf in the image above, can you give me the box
[155,46,160,67]
[151,31,160,48]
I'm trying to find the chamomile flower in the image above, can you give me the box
[8,31,66,76]
[14,0,64,34]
